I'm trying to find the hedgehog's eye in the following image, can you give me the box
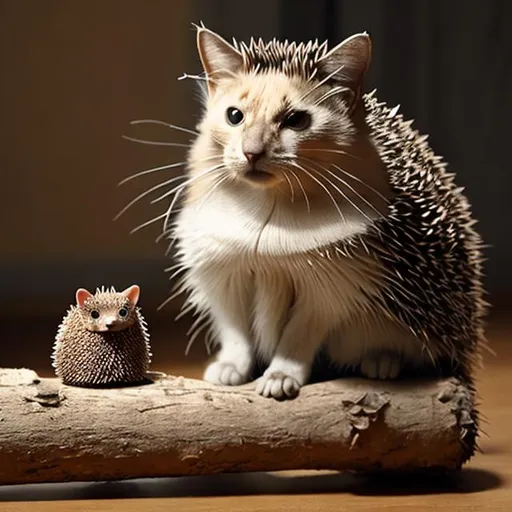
[90,310,100,319]
[282,110,311,131]
[226,107,244,126]
[118,308,128,318]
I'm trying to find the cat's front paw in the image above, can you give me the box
[360,352,402,380]
[256,371,301,400]
[203,360,251,386]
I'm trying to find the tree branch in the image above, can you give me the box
[0,368,477,485]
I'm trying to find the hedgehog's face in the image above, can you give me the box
[75,285,140,333]
[187,27,389,212]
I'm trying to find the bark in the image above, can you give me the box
[0,368,477,485]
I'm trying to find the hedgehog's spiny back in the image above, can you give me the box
[52,305,151,387]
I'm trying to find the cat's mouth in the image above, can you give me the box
[243,168,275,183]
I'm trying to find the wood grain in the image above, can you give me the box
[0,312,510,511]
[0,370,476,485]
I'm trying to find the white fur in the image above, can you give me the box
[174,183,425,399]
[171,28,430,399]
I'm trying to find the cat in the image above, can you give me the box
[167,26,485,400]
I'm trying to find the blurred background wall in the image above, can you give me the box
[1,0,511,320]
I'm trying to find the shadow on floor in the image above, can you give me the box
[0,468,504,501]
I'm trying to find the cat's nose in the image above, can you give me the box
[244,151,264,164]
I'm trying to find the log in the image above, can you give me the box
[0,368,478,485]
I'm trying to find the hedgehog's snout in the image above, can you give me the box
[101,315,121,332]
[105,318,116,330]
[88,315,121,333]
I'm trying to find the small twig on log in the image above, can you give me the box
[0,368,477,485]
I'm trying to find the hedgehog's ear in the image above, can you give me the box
[121,285,140,306]
[76,288,93,308]
[318,33,371,110]
[196,26,243,94]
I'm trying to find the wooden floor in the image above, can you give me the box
[1,306,511,511]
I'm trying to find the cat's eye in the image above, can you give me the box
[118,308,128,318]
[90,310,100,319]
[282,110,312,131]
[226,107,244,126]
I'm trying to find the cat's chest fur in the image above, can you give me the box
[175,186,371,260]
[174,188,383,330]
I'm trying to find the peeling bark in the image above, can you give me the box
[0,368,477,485]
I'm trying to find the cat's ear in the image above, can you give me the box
[196,27,243,92]
[76,288,93,308]
[121,285,140,306]
[318,33,371,109]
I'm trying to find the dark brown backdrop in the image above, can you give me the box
[1,0,510,318]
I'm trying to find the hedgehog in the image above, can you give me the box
[52,285,151,387]
[128,26,488,418]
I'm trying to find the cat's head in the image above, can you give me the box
[75,285,140,332]
[187,26,387,212]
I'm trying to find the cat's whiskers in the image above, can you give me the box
[114,175,186,221]
[118,162,187,186]
[152,163,226,204]
[289,161,346,224]
[159,187,184,245]
[158,164,228,240]
[152,170,230,253]
[294,150,389,206]
[280,169,295,203]
[329,164,387,220]
[196,171,231,212]
[118,154,222,185]
[129,119,199,137]
[122,135,191,148]
[129,211,180,235]
[117,162,225,234]
[305,165,380,229]
[298,156,387,221]
[329,161,390,204]
[284,166,311,212]
[129,119,226,150]
[301,148,362,161]
[297,161,422,305]
[156,164,229,244]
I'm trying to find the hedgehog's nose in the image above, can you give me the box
[105,318,116,329]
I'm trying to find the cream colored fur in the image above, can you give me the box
[173,28,430,399]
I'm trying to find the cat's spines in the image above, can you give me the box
[159,27,486,418]
[237,37,328,80]
[358,94,488,375]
